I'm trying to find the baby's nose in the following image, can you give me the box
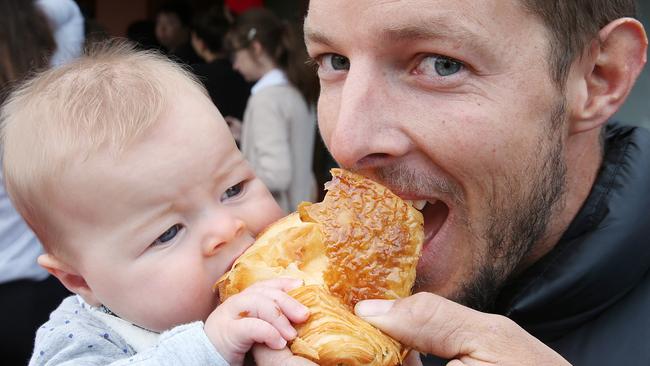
[203,218,246,256]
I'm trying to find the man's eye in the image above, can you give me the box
[418,55,463,77]
[221,182,244,201]
[321,54,350,71]
[152,224,183,246]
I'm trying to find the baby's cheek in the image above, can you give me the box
[157,275,217,326]
[249,191,285,232]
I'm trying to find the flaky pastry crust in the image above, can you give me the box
[216,169,424,365]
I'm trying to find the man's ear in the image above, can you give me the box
[569,18,648,134]
[38,254,101,306]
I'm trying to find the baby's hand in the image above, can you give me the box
[204,278,310,365]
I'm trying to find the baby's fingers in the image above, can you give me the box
[233,318,287,350]
[228,289,308,340]
[248,277,304,293]
[246,280,311,323]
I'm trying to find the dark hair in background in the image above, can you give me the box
[225,8,319,104]
[157,0,193,27]
[521,0,637,89]
[191,7,230,53]
[127,20,161,50]
[0,0,56,101]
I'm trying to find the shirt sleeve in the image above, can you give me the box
[246,94,292,192]
[30,316,229,366]
[112,322,229,366]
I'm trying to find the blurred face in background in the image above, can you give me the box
[232,45,265,82]
[155,12,188,51]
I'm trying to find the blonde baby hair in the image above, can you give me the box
[0,39,208,255]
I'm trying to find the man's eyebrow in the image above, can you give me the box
[305,20,489,55]
[304,27,332,47]
[382,22,479,43]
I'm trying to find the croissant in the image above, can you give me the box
[215,169,424,365]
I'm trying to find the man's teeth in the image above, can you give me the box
[406,199,440,210]
[407,200,427,210]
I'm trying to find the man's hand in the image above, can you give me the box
[355,292,571,366]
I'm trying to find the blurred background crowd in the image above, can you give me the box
[0,0,648,364]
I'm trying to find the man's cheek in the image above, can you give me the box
[317,98,340,146]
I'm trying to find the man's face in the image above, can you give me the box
[305,0,568,310]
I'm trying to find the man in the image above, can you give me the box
[254,0,649,365]
[190,9,251,120]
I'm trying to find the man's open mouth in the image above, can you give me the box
[407,199,450,245]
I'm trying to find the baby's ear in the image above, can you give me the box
[38,254,101,306]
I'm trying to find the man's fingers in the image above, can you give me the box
[252,344,318,366]
[404,350,423,366]
[446,360,467,366]
[355,292,486,358]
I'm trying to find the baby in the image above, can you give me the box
[0,41,309,365]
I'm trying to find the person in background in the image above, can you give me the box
[224,0,263,20]
[127,19,161,51]
[36,0,84,67]
[225,8,320,213]
[191,7,251,121]
[155,0,201,65]
[0,1,70,364]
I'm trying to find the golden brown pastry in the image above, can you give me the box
[215,169,424,366]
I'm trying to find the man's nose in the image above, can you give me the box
[324,62,411,169]
[202,216,246,257]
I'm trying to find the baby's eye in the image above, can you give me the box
[221,181,245,201]
[151,224,183,246]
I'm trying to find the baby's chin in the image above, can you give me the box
[134,308,215,333]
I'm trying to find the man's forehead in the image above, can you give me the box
[304,0,542,59]
[305,0,499,51]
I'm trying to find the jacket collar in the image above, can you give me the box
[251,68,288,95]
[496,122,650,341]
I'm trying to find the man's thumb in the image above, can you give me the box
[355,293,476,359]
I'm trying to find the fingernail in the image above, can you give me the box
[283,278,304,290]
[298,304,310,317]
[355,299,395,317]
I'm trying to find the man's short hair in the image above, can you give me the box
[521,0,637,88]
[0,40,206,255]
[191,8,230,53]
[157,0,193,27]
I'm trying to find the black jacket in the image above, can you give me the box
[426,123,650,365]
[191,59,251,120]
[498,122,650,365]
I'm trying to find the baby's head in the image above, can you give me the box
[1,41,284,332]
